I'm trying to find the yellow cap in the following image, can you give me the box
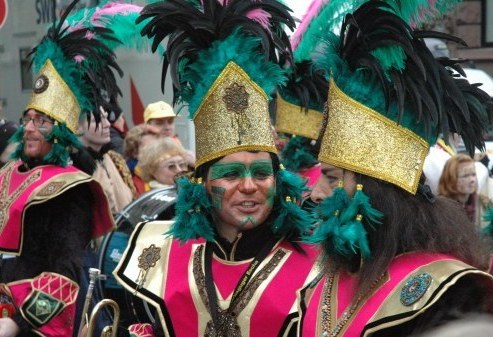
[143,101,176,123]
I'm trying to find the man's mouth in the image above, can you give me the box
[240,201,256,208]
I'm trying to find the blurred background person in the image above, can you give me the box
[138,137,189,191]
[78,109,135,215]
[0,119,18,167]
[438,153,490,226]
[143,100,179,140]
[123,123,158,196]
[143,101,196,169]
[101,98,128,155]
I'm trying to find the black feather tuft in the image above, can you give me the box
[137,0,296,102]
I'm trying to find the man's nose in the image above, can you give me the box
[310,181,333,204]
[239,176,257,193]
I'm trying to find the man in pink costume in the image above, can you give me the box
[113,1,320,336]
[0,0,122,335]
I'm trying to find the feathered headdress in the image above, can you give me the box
[276,9,329,177]
[13,0,152,167]
[137,0,296,168]
[137,0,314,241]
[303,0,493,260]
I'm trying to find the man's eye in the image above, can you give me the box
[253,170,272,179]
[326,176,339,184]
[223,171,241,179]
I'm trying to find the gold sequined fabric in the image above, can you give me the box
[275,94,323,140]
[25,60,80,133]
[318,80,428,194]
[194,62,277,168]
[107,150,137,198]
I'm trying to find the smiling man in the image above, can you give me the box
[113,1,319,337]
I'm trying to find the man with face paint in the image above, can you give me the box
[0,3,124,336]
[297,1,493,337]
[113,2,319,337]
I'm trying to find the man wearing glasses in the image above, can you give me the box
[0,8,117,337]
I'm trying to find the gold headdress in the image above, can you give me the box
[137,0,295,169]
[314,0,492,194]
[25,0,124,132]
[305,0,493,260]
[137,0,315,242]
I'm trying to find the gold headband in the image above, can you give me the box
[193,61,277,168]
[275,94,323,140]
[318,80,429,194]
[25,60,80,133]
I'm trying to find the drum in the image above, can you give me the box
[96,187,177,329]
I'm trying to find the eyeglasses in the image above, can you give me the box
[20,116,54,128]
[158,161,188,171]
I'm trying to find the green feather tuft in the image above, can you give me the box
[306,184,381,260]
[182,30,287,118]
[168,177,215,242]
[281,136,318,172]
[272,197,314,237]
[272,167,313,236]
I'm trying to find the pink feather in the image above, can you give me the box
[290,0,329,51]
[92,3,143,26]
[85,30,95,40]
[74,55,85,63]
[246,8,272,31]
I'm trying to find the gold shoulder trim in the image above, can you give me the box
[364,259,493,335]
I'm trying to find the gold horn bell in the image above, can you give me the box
[86,299,120,337]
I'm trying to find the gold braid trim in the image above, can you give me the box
[107,150,137,198]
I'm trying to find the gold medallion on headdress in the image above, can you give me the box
[193,62,277,168]
[25,60,80,133]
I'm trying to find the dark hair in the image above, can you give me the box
[324,174,491,297]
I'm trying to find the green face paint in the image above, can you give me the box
[209,160,274,181]
[266,186,276,207]
[239,215,258,228]
[210,186,225,209]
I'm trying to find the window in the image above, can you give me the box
[19,47,33,91]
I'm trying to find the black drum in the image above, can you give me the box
[96,187,177,332]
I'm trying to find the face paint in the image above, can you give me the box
[211,185,225,209]
[205,152,276,242]
[266,186,276,207]
[209,160,274,180]
[239,215,258,228]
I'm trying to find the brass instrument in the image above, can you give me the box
[86,299,120,337]
[77,268,120,337]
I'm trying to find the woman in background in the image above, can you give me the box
[438,154,481,225]
[138,137,189,190]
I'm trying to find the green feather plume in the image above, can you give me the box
[182,30,286,117]
[273,167,313,236]
[168,177,215,242]
[281,136,318,172]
